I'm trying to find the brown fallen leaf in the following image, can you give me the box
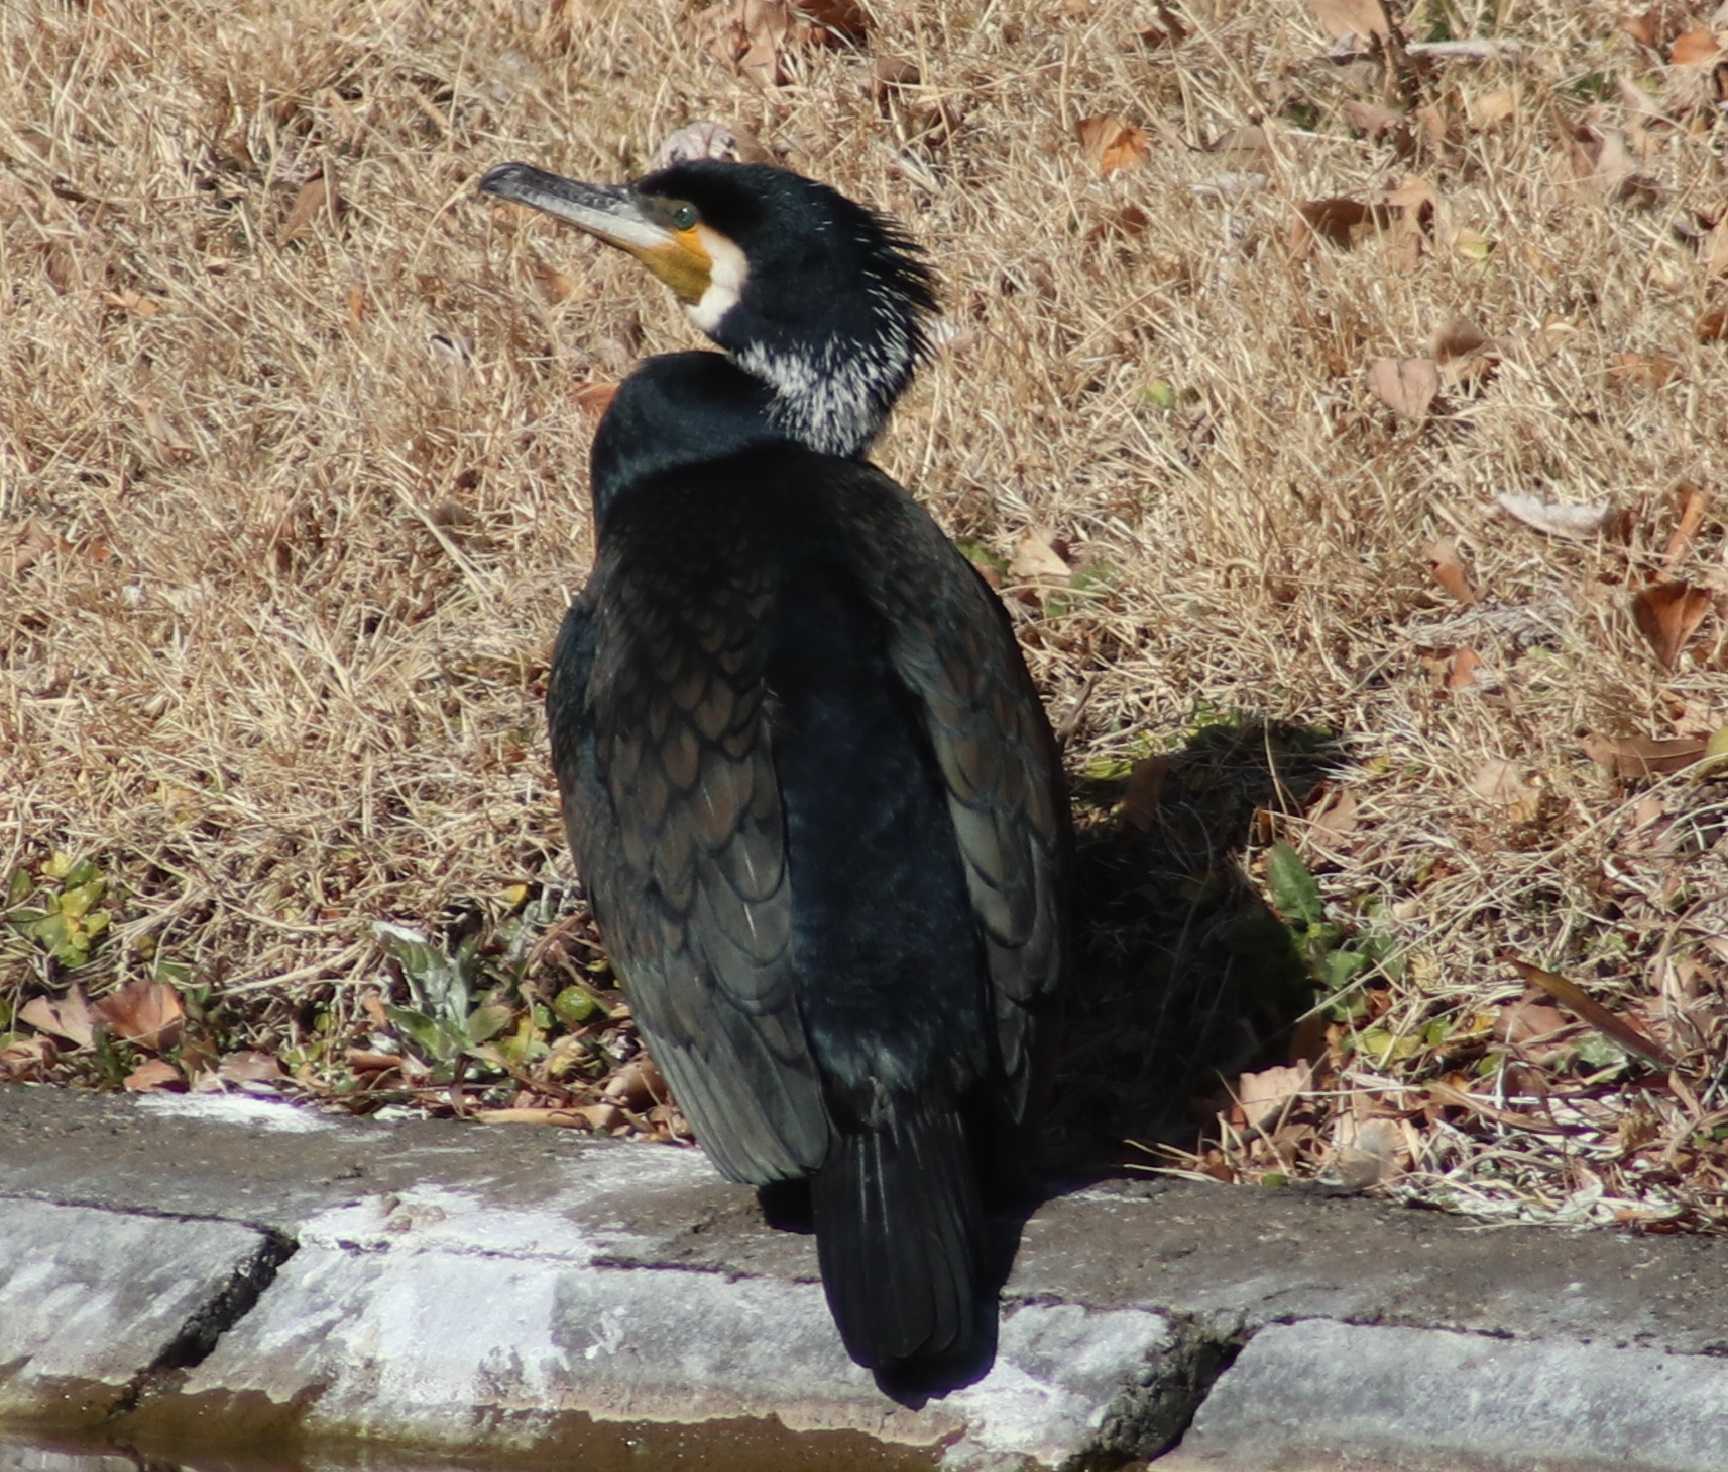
[1333,1115,1408,1189]
[531,257,579,305]
[1075,115,1148,175]
[651,119,772,167]
[603,1056,668,1110]
[1233,1061,1313,1130]
[1122,755,1170,831]
[1425,537,1477,604]
[1632,582,1713,670]
[103,290,162,317]
[1622,3,1686,50]
[217,1050,285,1086]
[18,989,95,1048]
[1306,786,1361,844]
[93,979,185,1051]
[1662,482,1709,566]
[1583,733,1708,779]
[1608,352,1682,390]
[1467,87,1517,128]
[1368,356,1440,419]
[1308,0,1389,41]
[1698,307,1728,343]
[123,1059,185,1093]
[1009,525,1073,582]
[1495,996,1576,1062]
[1671,27,1725,65]
[572,381,618,418]
[1292,197,1390,252]
[1469,757,1537,814]
[1341,100,1406,138]
[1502,955,1678,1071]
[278,169,342,246]
[1446,647,1484,690]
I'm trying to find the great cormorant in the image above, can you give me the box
[479,158,1071,1371]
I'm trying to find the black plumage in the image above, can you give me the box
[481,159,1070,1371]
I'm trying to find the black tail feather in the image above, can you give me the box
[812,1102,982,1370]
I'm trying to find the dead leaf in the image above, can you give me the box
[1446,647,1484,690]
[1698,307,1728,342]
[1469,757,1537,813]
[603,1056,668,1110]
[1425,537,1477,604]
[1608,352,1683,389]
[1075,115,1148,175]
[1468,87,1517,127]
[1495,996,1574,1052]
[1583,732,1708,779]
[217,1050,284,1085]
[1671,27,1725,64]
[1122,755,1170,831]
[1494,491,1617,539]
[1430,315,1497,387]
[1292,197,1389,252]
[531,257,579,304]
[1368,357,1439,419]
[1234,1062,1313,1129]
[1308,0,1389,41]
[94,980,185,1051]
[278,170,342,246]
[651,119,771,167]
[1306,787,1361,844]
[1009,525,1073,582]
[1632,582,1714,670]
[1333,1115,1408,1188]
[1341,100,1407,138]
[572,381,618,418]
[123,1059,184,1093]
[1503,955,1678,1071]
[792,0,869,40]
[1662,482,1709,566]
[1704,214,1728,278]
[103,290,162,317]
[1623,3,1686,49]
[18,990,94,1047]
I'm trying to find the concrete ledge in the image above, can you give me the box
[1164,1319,1728,1472]
[3,1084,1728,1469]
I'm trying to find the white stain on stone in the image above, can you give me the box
[135,1094,337,1132]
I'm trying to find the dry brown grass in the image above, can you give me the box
[4,0,1727,1229]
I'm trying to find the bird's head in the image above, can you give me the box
[479,158,937,458]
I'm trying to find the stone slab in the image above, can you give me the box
[0,1198,281,1423]
[122,1177,1172,1469]
[1163,1318,1728,1472]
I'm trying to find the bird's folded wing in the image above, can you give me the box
[854,478,1071,1123]
[570,555,832,1185]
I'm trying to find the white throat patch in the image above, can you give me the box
[686,224,748,335]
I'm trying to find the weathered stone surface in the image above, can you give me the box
[1163,1319,1728,1472]
[7,1085,1728,1470]
[0,1197,284,1423]
[125,1176,1172,1469]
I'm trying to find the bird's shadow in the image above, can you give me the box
[1045,714,1345,1176]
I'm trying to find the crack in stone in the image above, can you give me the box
[1066,1315,1251,1471]
[106,1227,298,1420]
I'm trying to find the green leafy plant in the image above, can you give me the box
[6,853,114,969]
[1263,842,1403,1008]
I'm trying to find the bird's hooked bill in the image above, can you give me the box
[478,161,714,303]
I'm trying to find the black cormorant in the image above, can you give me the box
[479,158,1071,1372]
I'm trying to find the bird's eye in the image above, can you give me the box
[670,202,699,231]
